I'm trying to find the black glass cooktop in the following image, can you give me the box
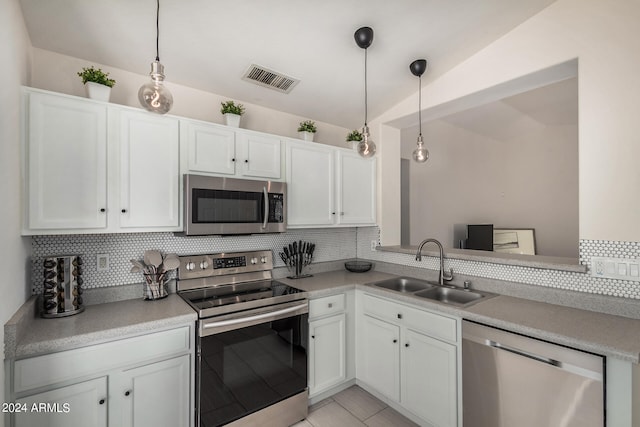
[178,280,306,317]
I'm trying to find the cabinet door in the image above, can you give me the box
[117,355,190,427]
[14,377,107,427]
[402,329,457,427]
[309,313,346,396]
[117,110,180,230]
[359,315,400,401]
[184,121,236,175]
[286,142,335,226]
[27,92,108,230]
[236,132,282,179]
[336,151,376,225]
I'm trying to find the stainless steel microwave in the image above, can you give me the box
[183,174,286,235]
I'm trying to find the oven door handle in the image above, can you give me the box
[261,186,269,229]
[202,303,307,330]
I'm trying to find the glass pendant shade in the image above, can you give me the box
[357,125,376,158]
[412,134,429,163]
[138,61,173,114]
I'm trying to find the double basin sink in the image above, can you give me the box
[369,277,495,308]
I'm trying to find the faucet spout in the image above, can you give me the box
[415,238,454,286]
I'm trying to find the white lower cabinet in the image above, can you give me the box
[308,292,354,398]
[10,326,193,427]
[357,292,460,427]
[401,329,457,427]
[309,313,346,395]
[359,315,400,401]
[15,377,108,427]
[116,355,190,427]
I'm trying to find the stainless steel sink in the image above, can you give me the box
[414,286,485,306]
[373,277,435,293]
[369,276,495,307]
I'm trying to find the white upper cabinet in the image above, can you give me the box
[25,91,108,231]
[181,119,282,180]
[286,141,335,226]
[286,139,376,228]
[22,88,181,235]
[336,150,376,225]
[236,131,282,179]
[115,109,180,230]
[182,121,236,175]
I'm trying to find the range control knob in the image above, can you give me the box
[186,261,196,271]
[261,256,267,264]
[199,260,209,269]
[250,257,258,265]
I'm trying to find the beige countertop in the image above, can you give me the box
[5,294,196,359]
[6,269,640,364]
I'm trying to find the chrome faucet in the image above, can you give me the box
[415,238,454,286]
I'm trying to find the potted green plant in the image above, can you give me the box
[220,100,245,128]
[297,120,317,141]
[346,129,363,149]
[77,66,115,102]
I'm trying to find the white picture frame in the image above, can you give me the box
[493,228,536,255]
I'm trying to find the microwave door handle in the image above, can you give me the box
[262,186,268,229]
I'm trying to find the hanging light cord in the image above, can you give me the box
[364,48,368,126]
[418,75,422,136]
[155,0,160,61]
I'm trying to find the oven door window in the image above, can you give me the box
[198,314,308,427]
[192,189,263,224]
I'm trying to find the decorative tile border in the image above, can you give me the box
[356,228,640,300]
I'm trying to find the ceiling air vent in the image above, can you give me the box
[242,64,299,93]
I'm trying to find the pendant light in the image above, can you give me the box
[138,0,173,114]
[410,59,428,163]
[354,27,376,158]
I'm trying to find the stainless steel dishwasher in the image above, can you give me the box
[462,320,604,427]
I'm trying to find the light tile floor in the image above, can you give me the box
[293,386,418,427]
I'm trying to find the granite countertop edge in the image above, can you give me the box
[6,295,197,360]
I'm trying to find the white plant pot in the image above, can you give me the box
[349,140,361,150]
[298,131,315,142]
[84,82,112,102]
[224,113,241,128]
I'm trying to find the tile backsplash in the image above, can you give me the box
[31,227,640,300]
[356,228,640,300]
[31,228,359,294]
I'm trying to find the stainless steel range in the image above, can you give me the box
[177,250,309,427]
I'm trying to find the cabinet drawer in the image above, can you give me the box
[363,294,457,343]
[14,326,191,394]
[309,294,345,319]
[362,293,405,323]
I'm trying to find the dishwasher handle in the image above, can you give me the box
[463,321,604,382]
[489,340,560,367]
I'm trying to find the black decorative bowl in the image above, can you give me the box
[344,261,373,273]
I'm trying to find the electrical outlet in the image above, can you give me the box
[97,253,110,272]
[371,240,377,251]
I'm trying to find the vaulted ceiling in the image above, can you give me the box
[19,0,557,129]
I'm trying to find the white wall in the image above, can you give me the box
[401,119,578,258]
[30,48,352,148]
[0,0,32,421]
[376,0,640,245]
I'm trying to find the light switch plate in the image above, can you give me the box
[591,256,640,281]
[97,253,110,272]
